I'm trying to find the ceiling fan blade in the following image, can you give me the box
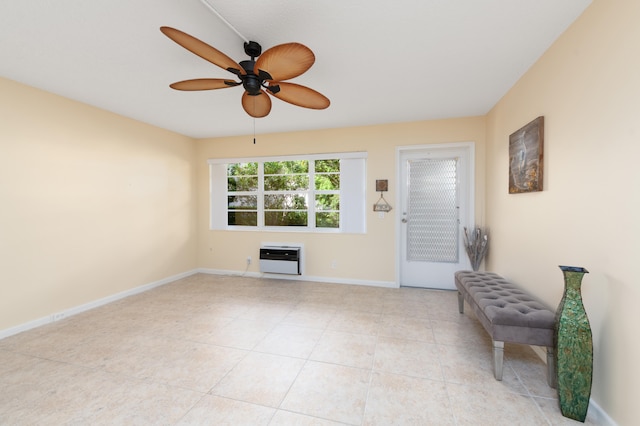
[255,43,315,81]
[160,26,245,76]
[242,90,272,118]
[269,82,330,110]
[170,78,240,91]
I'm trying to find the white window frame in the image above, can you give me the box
[209,152,367,234]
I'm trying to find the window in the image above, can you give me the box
[262,159,311,227]
[227,162,259,226]
[314,159,340,228]
[210,152,366,233]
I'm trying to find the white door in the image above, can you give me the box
[397,144,474,289]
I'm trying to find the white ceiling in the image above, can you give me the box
[0,0,591,139]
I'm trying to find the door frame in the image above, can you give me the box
[395,142,475,288]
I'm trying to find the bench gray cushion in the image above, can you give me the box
[455,271,554,347]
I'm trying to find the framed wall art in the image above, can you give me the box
[373,179,392,212]
[509,116,544,193]
[375,179,388,192]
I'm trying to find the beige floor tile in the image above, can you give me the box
[85,377,202,425]
[237,301,294,323]
[422,288,458,305]
[254,323,324,358]
[309,330,377,369]
[430,317,491,346]
[2,360,201,424]
[212,352,305,407]
[202,317,275,350]
[176,394,275,425]
[373,336,444,380]
[201,300,252,318]
[301,290,350,306]
[270,410,348,425]
[281,361,370,425]
[96,306,191,337]
[0,328,41,351]
[262,288,307,305]
[447,382,548,425]
[0,354,59,417]
[425,296,471,322]
[0,321,97,363]
[2,375,102,423]
[327,310,382,336]
[386,287,435,303]
[382,299,430,318]
[438,343,528,395]
[146,342,247,392]
[0,380,43,420]
[505,344,557,398]
[363,372,455,425]
[338,293,385,313]
[281,304,337,329]
[55,329,147,369]
[0,348,52,378]
[378,313,436,342]
[98,335,189,377]
[166,312,235,343]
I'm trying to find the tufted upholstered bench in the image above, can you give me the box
[454,270,556,387]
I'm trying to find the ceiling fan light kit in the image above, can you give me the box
[160,26,330,118]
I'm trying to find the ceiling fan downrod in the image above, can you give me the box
[244,41,261,59]
[199,0,249,43]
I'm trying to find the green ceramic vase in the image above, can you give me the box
[554,265,593,422]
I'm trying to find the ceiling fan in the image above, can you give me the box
[160,26,330,118]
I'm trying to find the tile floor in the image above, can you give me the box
[0,274,600,425]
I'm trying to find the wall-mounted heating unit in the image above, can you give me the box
[259,245,302,275]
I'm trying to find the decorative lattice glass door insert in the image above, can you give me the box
[407,158,459,262]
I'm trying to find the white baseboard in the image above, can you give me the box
[588,399,617,426]
[196,268,397,288]
[0,269,199,340]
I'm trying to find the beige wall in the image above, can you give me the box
[485,0,639,423]
[0,78,198,331]
[196,118,485,283]
[0,76,485,329]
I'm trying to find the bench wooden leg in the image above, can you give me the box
[457,291,464,313]
[493,340,504,380]
[547,346,557,388]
